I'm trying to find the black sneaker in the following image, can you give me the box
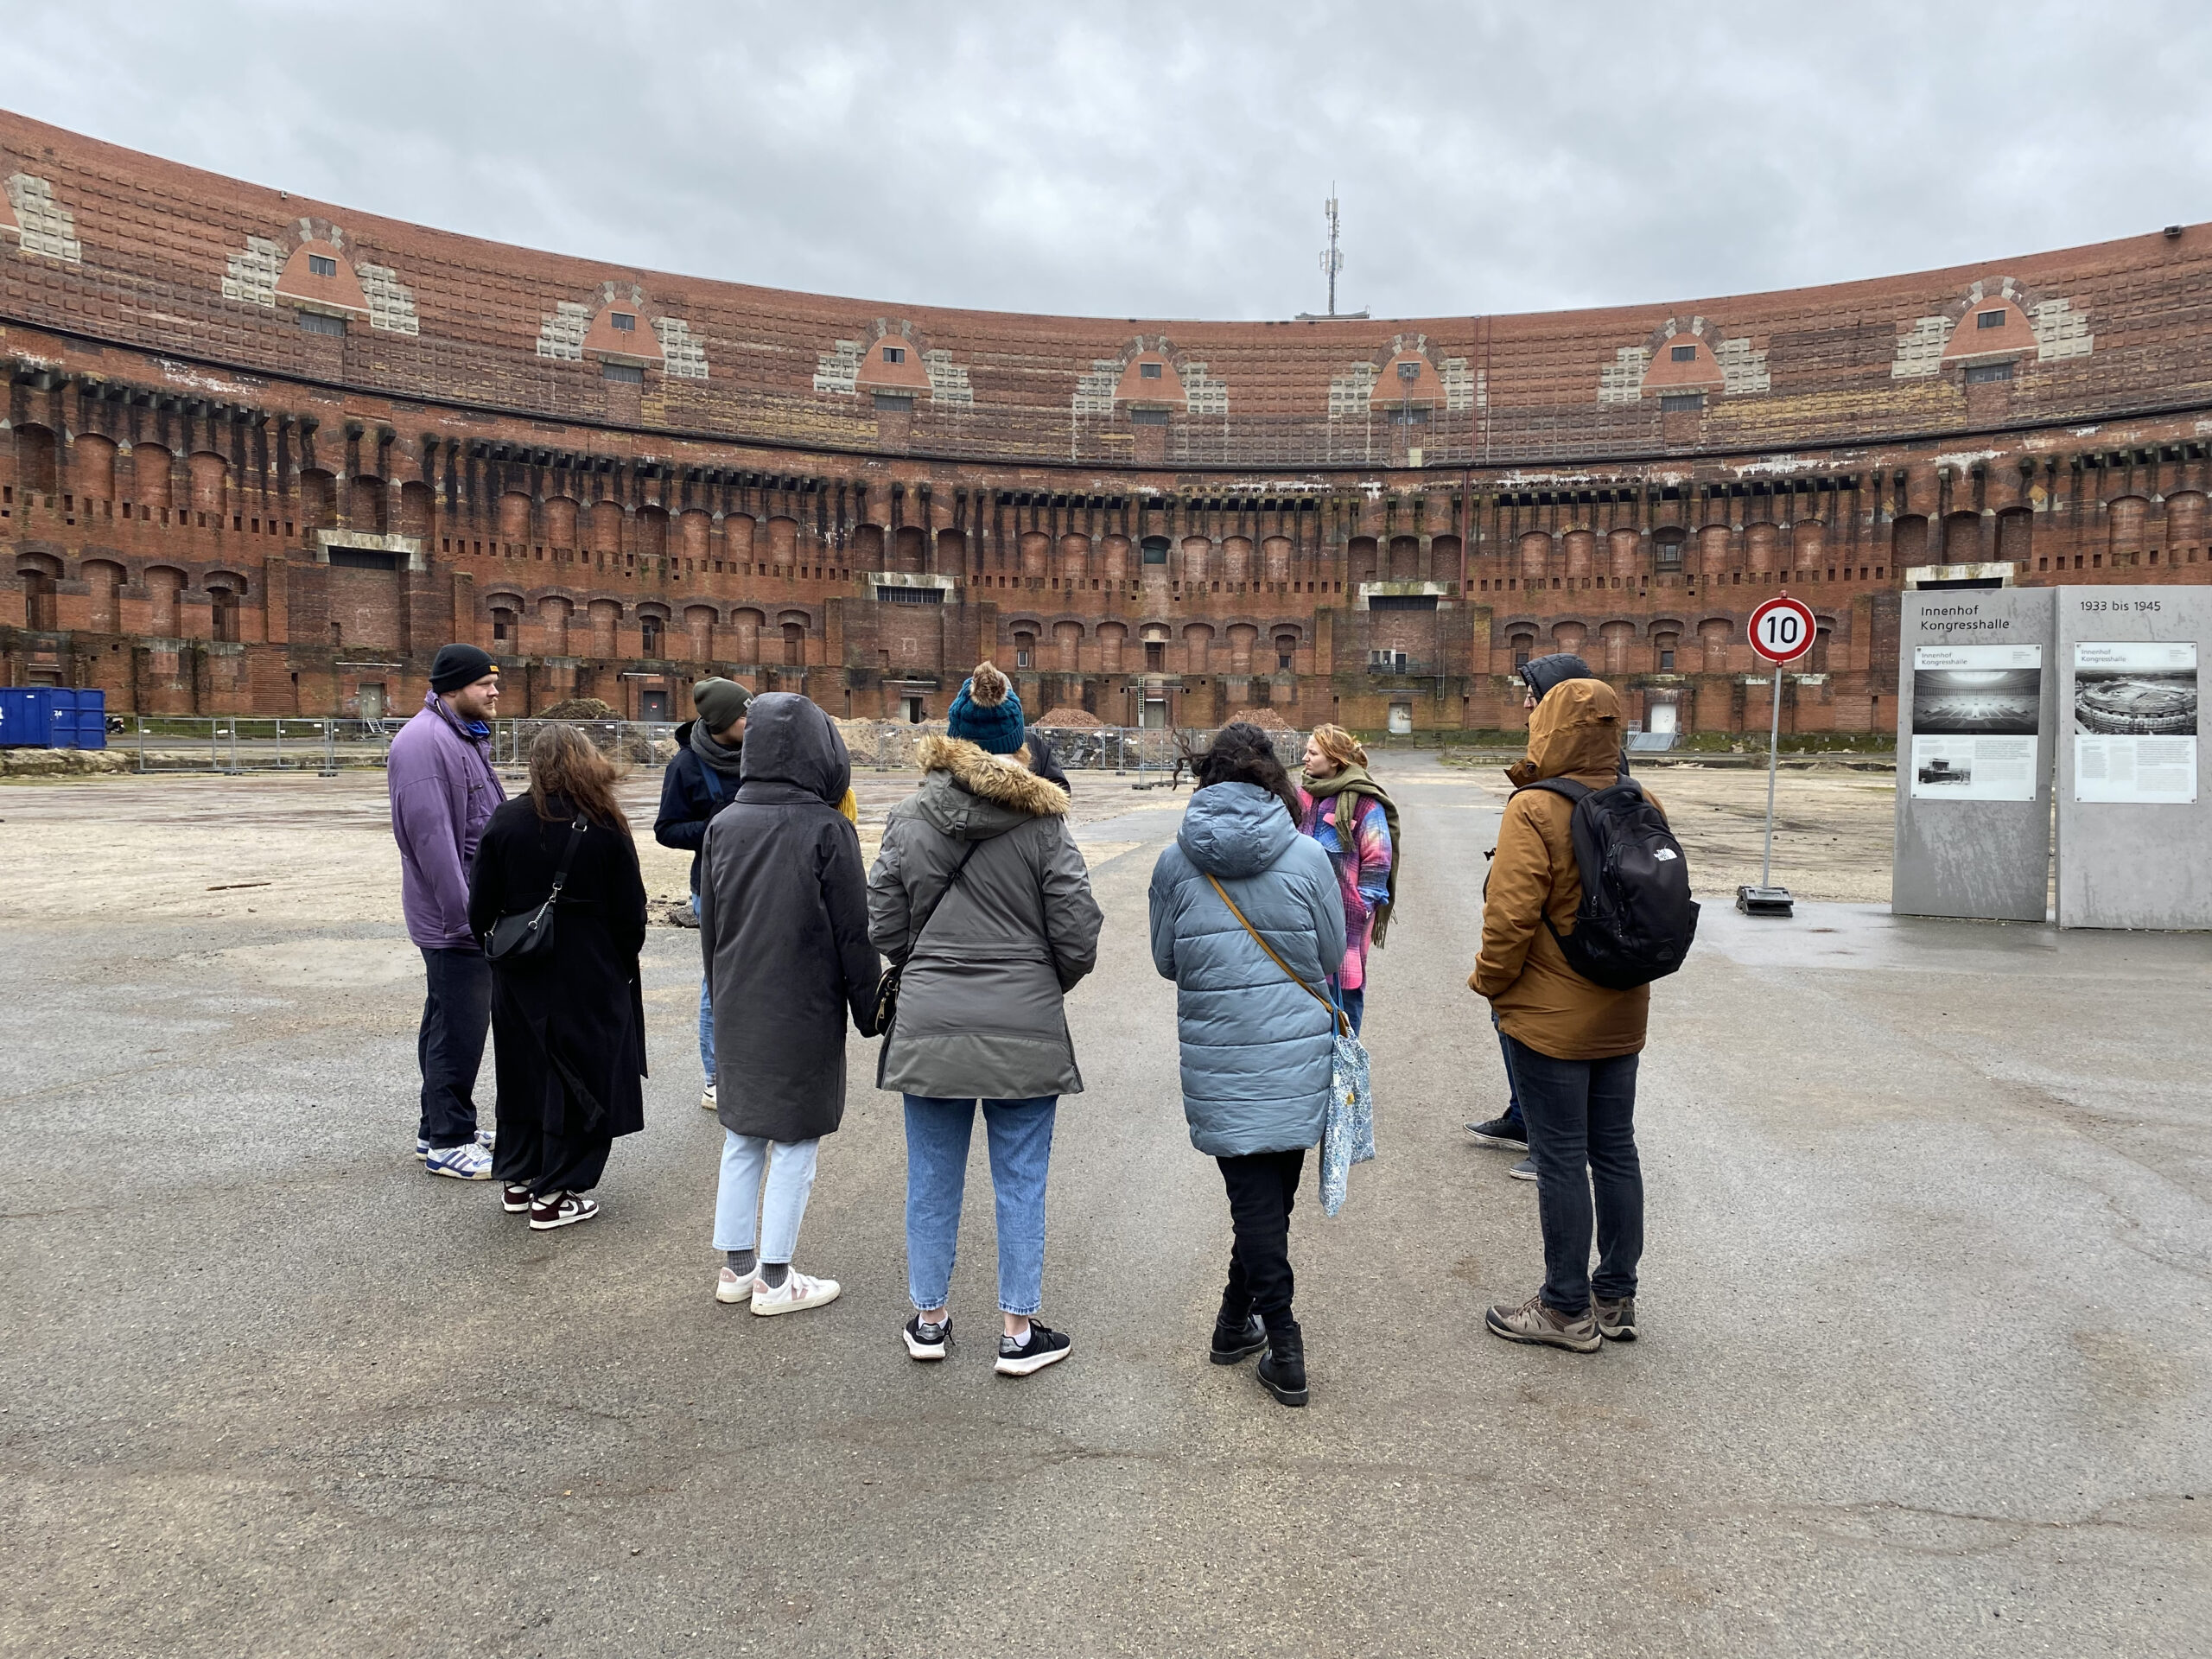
[1465,1115,1529,1149]
[1209,1313,1268,1366]
[1594,1295,1637,1342]
[1508,1155,1538,1182]
[903,1313,951,1361]
[1255,1328,1308,1408]
[995,1321,1072,1377]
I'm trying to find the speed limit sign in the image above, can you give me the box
[1749,594,1817,664]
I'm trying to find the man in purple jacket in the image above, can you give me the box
[389,644,506,1179]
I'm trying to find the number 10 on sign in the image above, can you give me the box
[1744,594,1817,912]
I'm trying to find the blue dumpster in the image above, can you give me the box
[0,687,108,749]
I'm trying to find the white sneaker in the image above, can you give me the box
[715,1264,759,1304]
[424,1141,494,1180]
[750,1268,841,1316]
[701,1083,718,1112]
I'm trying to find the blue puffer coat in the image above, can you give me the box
[1147,781,1348,1157]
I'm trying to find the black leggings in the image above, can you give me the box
[1216,1148,1306,1338]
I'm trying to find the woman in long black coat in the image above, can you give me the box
[467,723,649,1231]
[697,693,880,1313]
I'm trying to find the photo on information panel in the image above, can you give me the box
[1909,645,2042,801]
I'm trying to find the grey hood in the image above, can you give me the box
[1177,781,1300,880]
[738,692,849,805]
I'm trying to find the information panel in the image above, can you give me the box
[2056,588,2212,930]
[2070,641,2197,804]
[1891,588,2056,923]
[1909,644,2043,803]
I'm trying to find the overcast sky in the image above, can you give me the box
[7,2,2208,323]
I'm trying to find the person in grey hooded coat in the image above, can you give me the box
[697,693,881,1317]
[1148,722,1346,1408]
[869,661,1102,1378]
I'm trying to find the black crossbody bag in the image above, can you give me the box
[870,839,982,1036]
[485,817,588,964]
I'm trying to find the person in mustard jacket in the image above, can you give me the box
[1471,677,1659,1355]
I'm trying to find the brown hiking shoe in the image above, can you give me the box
[1594,1294,1637,1342]
[1485,1291,1600,1353]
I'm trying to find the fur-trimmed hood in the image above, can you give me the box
[912,733,1069,839]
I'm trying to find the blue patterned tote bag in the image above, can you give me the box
[1205,876,1376,1217]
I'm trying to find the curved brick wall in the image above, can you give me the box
[4,108,2209,733]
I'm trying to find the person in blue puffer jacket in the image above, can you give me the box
[1147,721,1346,1410]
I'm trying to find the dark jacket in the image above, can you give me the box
[868,735,1103,1100]
[467,793,649,1143]
[1473,678,1660,1060]
[654,720,738,893]
[698,694,881,1142]
[390,690,506,949]
[1148,782,1346,1157]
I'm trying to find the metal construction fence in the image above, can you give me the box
[106,716,1304,777]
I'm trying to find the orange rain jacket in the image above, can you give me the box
[1471,678,1663,1060]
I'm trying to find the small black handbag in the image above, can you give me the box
[485,817,588,964]
[870,839,981,1036]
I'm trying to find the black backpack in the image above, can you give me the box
[1519,778,1699,989]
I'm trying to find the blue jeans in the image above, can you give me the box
[713,1131,821,1262]
[1494,1013,1523,1126]
[1503,1036,1643,1316]
[691,893,715,1084]
[1331,982,1365,1037]
[903,1095,1058,1317]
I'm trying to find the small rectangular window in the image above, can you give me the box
[603,361,644,384]
[1015,649,1033,669]
[308,253,338,277]
[1140,361,1163,378]
[299,312,346,336]
[1964,361,2013,385]
[1670,344,1696,362]
[1977,309,2005,329]
[872,391,914,412]
[1278,652,1294,671]
[1661,391,1703,413]
[611,312,637,332]
[882,346,905,363]
[1659,648,1675,671]
[1130,407,1170,426]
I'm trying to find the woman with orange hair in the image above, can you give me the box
[1296,723,1399,1036]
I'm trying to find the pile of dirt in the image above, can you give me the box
[1232,706,1294,731]
[1033,707,1103,728]
[535,697,620,721]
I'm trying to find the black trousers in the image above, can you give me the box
[1216,1148,1306,1339]
[491,1114,611,1198]
[416,947,491,1149]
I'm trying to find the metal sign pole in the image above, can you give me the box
[1762,658,1783,888]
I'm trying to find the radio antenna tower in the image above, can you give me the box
[1321,188,1344,316]
[1296,188,1366,321]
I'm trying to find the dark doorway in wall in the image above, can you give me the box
[639,690,670,721]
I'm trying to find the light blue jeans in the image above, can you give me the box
[903,1095,1058,1317]
[691,893,715,1084]
[713,1131,821,1264]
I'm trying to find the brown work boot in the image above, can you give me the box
[1484,1291,1600,1353]
[1593,1294,1637,1342]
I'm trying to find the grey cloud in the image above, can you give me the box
[4,0,2207,321]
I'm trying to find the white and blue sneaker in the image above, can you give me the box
[416,1129,493,1161]
[424,1141,494,1180]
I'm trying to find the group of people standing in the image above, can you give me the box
[386,638,1656,1402]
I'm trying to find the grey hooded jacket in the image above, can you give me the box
[1147,781,1348,1158]
[699,694,881,1143]
[868,734,1103,1100]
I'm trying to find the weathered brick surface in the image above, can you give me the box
[3,110,2209,730]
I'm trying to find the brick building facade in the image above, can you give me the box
[5,110,2210,735]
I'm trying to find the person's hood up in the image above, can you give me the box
[1521,677,1624,784]
[912,733,1068,841]
[1521,652,1592,703]
[737,692,850,804]
[1177,780,1300,879]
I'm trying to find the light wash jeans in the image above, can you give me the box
[903,1095,1058,1317]
[690,893,715,1084]
[713,1131,821,1264]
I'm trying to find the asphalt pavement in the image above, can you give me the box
[3,755,2209,1657]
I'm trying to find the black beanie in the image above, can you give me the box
[429,643,497,694]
